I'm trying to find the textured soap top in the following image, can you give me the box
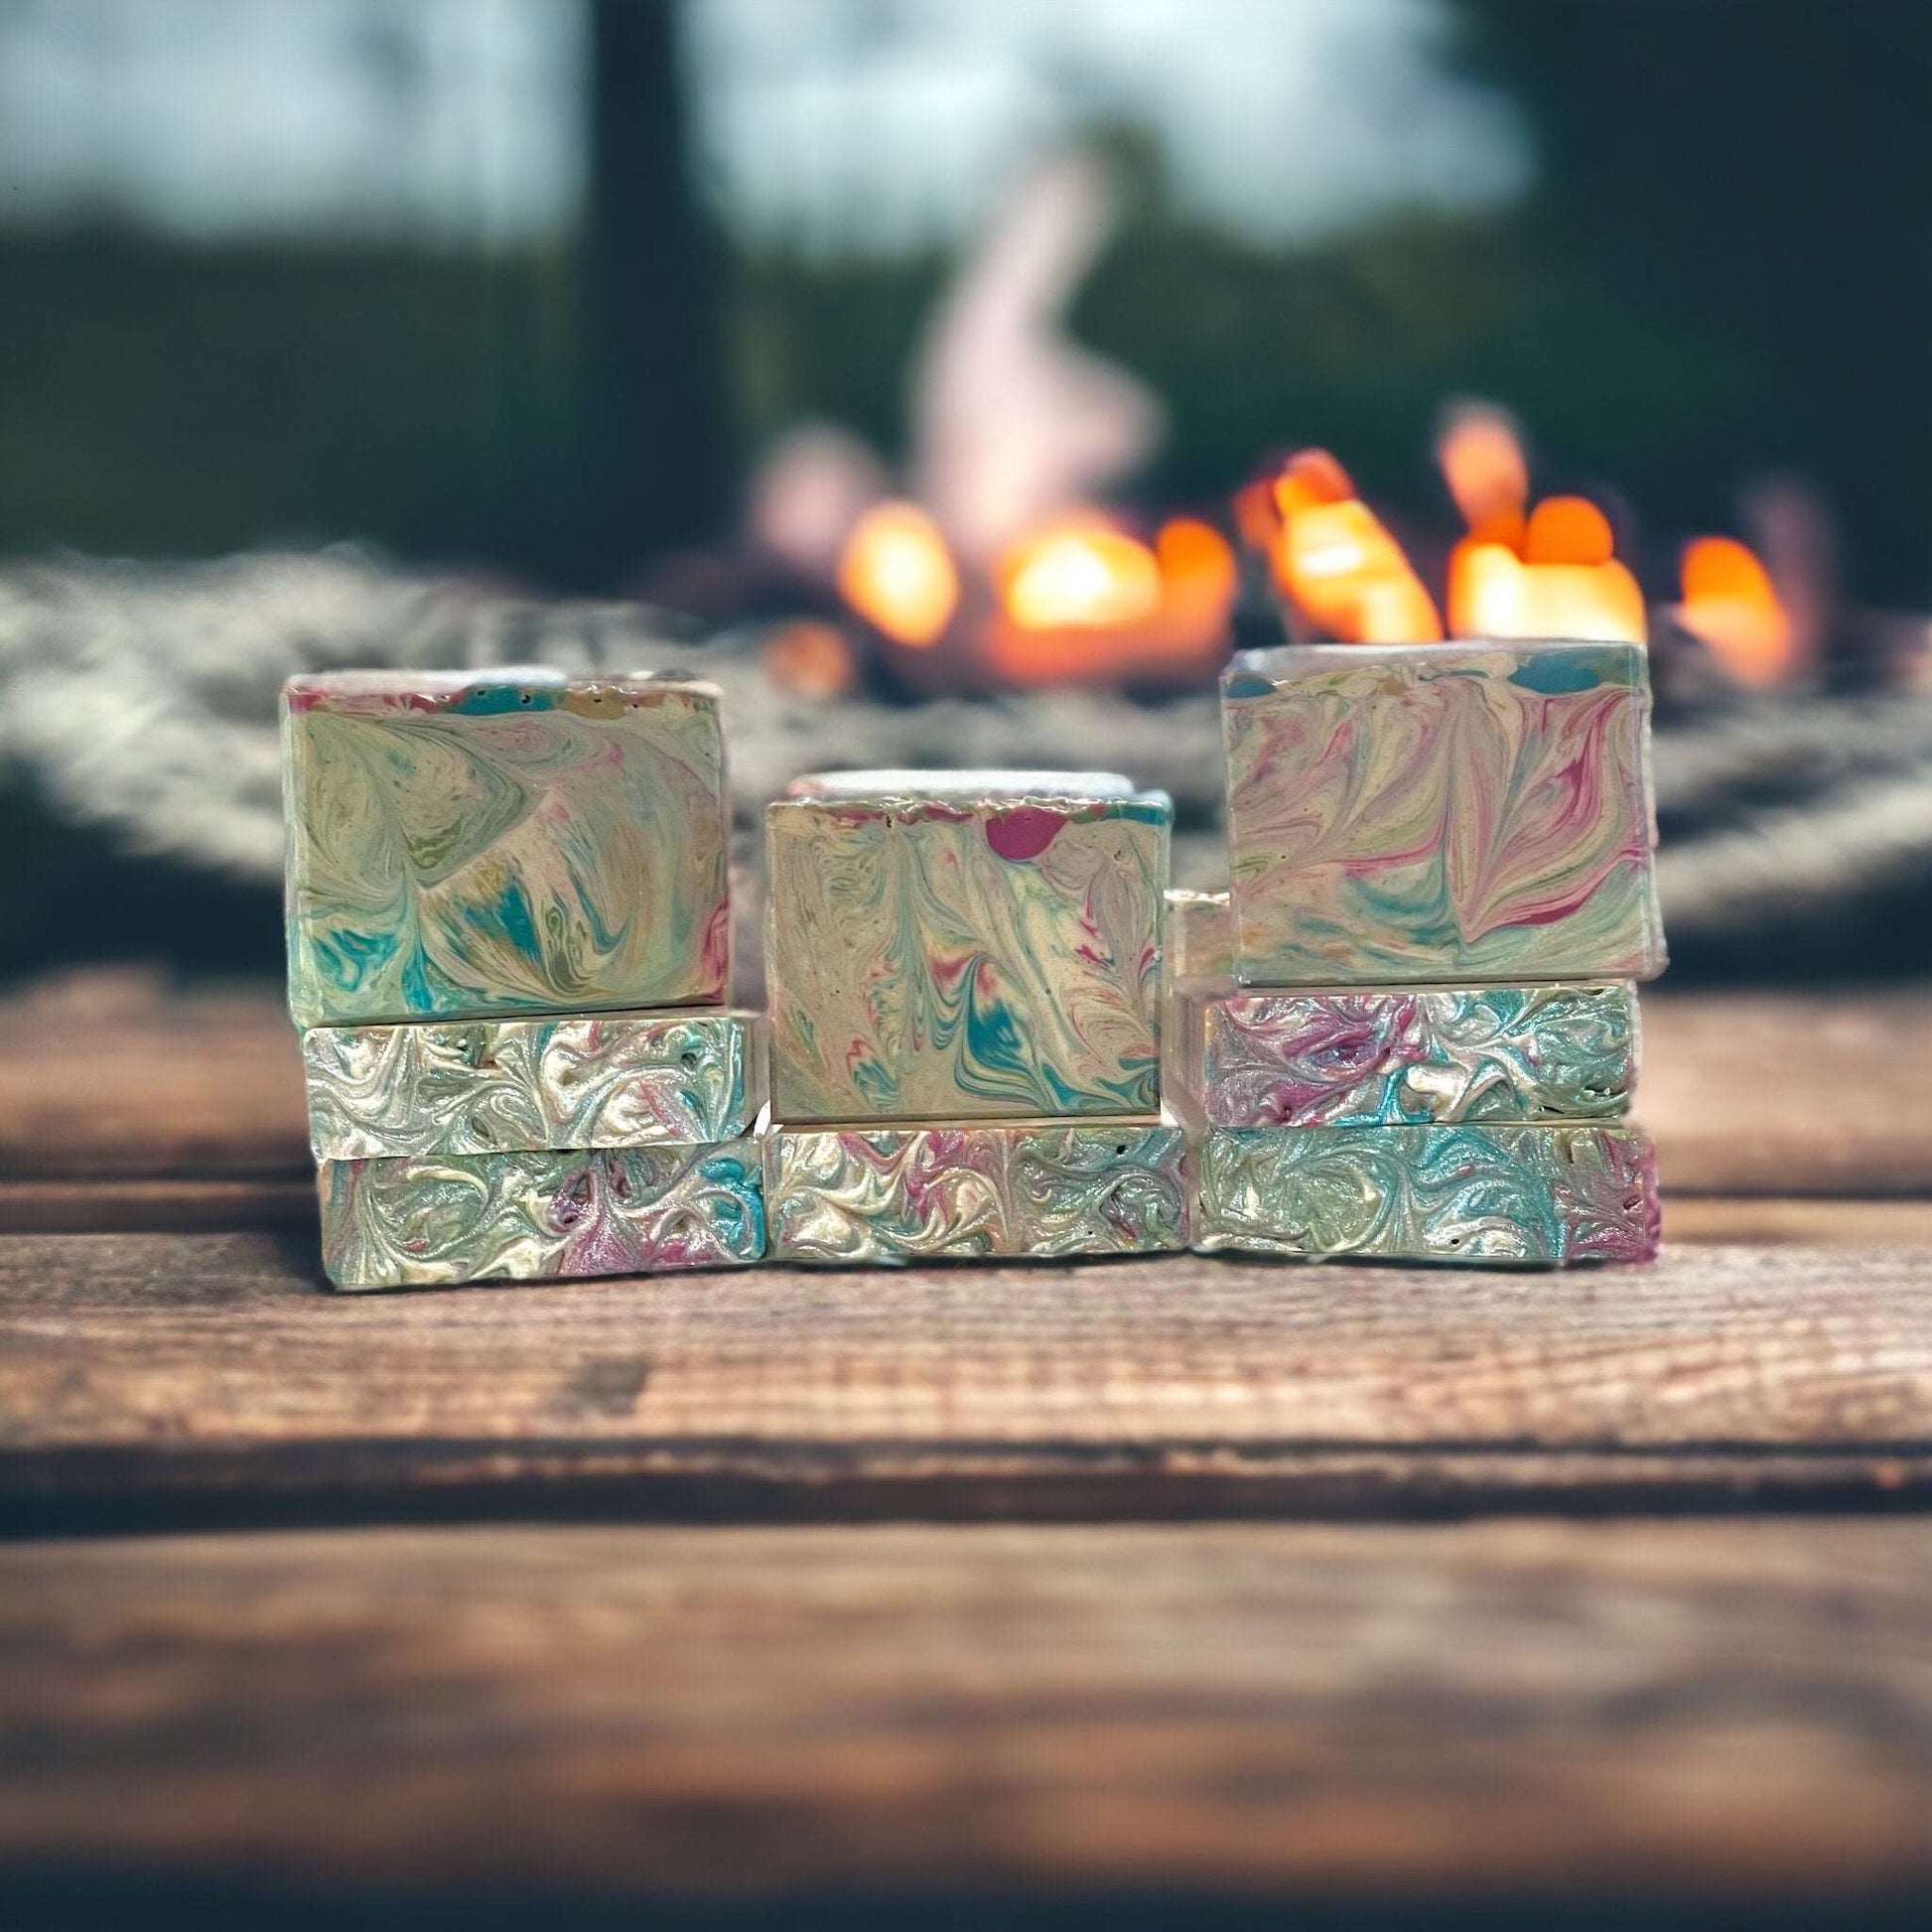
[1170,981,1638,1129]
[766,773,1171,1122]
[1193,1122,1659,1265]
[284,667,715,709]
[283,668,730,1028]
[766,1117,1186,1264]
[1222,640,1665,986]
[302,1008,763,1160]
[786,769,1139,803]
[319,1138,765,1290]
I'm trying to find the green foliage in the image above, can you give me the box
[0,231,585,575]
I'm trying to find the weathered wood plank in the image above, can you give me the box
[0,1520,1927,1898]
[1664,1196,1932,1246]
[1640,989,1932,1196]
[3,1230,1927,1520]
[0,973,307,1179]
[4,976,1930,1198]
[0,1178,318,1233]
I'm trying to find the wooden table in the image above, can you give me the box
[3,974,1930,1922]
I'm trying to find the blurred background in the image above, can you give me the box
[1,0,1927,986]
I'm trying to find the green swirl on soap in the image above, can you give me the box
[319,1138,764,1289]
[766,790,1167,1122]
[1194,1122,1658,1264]
[1008,1120,1188,1257]
[283,675,730,1027]
[302,1010,759,1160]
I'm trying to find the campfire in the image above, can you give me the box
[780,397,1818,707]
[709,154,1913,708]
[834,500,1237,689]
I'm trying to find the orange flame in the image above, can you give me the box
[1264,451,1443,643]
[1155,516,1240,633]
[1440,409,1647,645]
[983,514,1235,685]
[997,519,1163,631]
[835,500,959,647]
[1675,535,1794,686]
[1450,498,1647,645]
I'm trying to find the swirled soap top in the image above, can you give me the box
[1222,641,1666,986]
[283,669,730,1028]
[766,769,1171,1123]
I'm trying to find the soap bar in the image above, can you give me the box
[1163,888,1233,991]
[302,1009,762,1160]
[766,770,1169,1122]
[1193,1122,1658,1264]
[766,1115,1186,1263]
[319,1136,764,1290]
[1222,642,1666,985]
[1172,982,1637,1129]
[283,669,730,1028]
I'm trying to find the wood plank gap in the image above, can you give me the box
[3,1441,1928,1538]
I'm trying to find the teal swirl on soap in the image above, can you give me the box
[1222,643,1666,985]
[765,772,1169,1123]
[1193,1122,1659,1265]
[1180,983,1637,1128]
[302,1009,761,1161]
[283,670,730,1028]
[319,1138,764,1289]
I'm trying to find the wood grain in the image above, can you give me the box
[0,971,307,1179]
[1,1520,1927,1898]
[4,1230,1928,1521]
[1641,988,1932,1195]
[3,976,1930,1201]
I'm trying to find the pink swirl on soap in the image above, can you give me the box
[1225,647,1663,982]
[985,805,1067,861]
[1558,1126,1660,1262]
[1213,994,1419,1125]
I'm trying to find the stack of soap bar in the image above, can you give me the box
[1183,640,1666,1264]
[764,771,1185,1262]
[283,669,765,1289]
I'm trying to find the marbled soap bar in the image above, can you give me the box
[766,771,1170,1122]
[284,669,730,1029]
[319,1137,764,1289]
[1222,642,1666,985]
[303,1009,762,1160]
[766,1116,1186,1263]
[1193,1122,1658,1265]
[1172,982,1637,1129]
